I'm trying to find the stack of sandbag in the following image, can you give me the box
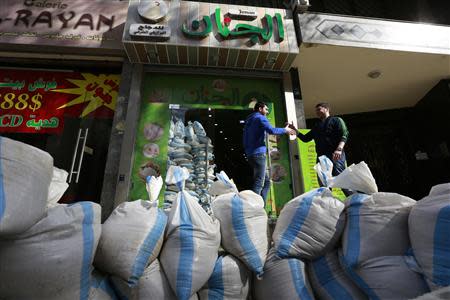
[253,248,315,300]
[94,199,167,286]
[306,251,368,300]
[0,201,102,299]
[198,254,251,300]
[0,136,53,236]
[272,187,345,260]
[165,119,192,209]
[409,183,450,290]
[211,171,268,277]
[160,166,221,300]
[319,156,431,299]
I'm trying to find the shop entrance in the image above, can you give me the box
[171,107,253,191]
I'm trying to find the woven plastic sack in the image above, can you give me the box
[341,192,415,268]
[0,136,53,236]
[273,187,345,260]
[198,254,250,300]
[253,249,315,300]
[211,174,268,277]
[306,251,368,300]
[94,200,167,286]
[47,166,69,208]
[89,270,118,300]
[0,202,101,299]
[409,183,450,289]
[340,254,430,300]
[111,259,196,300]
[160,166,220,300]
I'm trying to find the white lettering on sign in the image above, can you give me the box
[129,23,170,40]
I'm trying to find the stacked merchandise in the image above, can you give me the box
[165,119,216,214]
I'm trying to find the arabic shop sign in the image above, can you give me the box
[0,0,127,49]
[182,8,284,44]
[130,0,289,46]
[0,69,120,134]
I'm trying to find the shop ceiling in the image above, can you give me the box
[294,13,450,119]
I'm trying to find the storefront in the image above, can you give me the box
[117,0,300,215]
[0,0,129,214]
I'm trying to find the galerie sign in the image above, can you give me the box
[0,0,127,49]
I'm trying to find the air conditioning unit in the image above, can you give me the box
[284,0,310,13]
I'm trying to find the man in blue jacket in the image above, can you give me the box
[243,101,295,202]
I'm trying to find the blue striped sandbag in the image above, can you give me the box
[94,200,167,286]
[409,183,450,289]
[340,254,430,300]
[253,249,314,300]
[198,254,251,300]
[0,136,53,236]
[341,192,415,268]
[160,191,220,300]
[0,202,101,300]
[211,190,268,277]
[90,270,118,300]
[273,188,344,260]
[307,251,368,300]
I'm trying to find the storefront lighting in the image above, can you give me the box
[220,130,223,133]
[239,120,245,124]
[208,114,212,117]
[208,107,212,111]
[214,123,218,126]
[224,137,228,140]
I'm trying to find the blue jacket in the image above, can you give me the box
[243,112,286,156]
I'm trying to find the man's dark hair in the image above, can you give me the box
[253,101,266,111]
[315,102,330,110]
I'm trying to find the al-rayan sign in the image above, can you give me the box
[0,0,128,49]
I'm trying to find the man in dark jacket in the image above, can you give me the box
[289,102,351,195]
[243,101,295,202]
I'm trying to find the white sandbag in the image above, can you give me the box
[146,175,163,203]
[208,171,238,197]
[341,192,415,268]
[409,183,450,289]
[47,166,69,208]
[89,270,118,300]
[340,255,430,300]
[211,177,268,277]
[0,202,101,300]
[273,187,344,260]
[315,156,378,195]
[0,136,53,236]
[198,254,250,300]
[94,200,167,286]
[306,251,368,300]
[160,166,220,300]
[412,286,450,300]
[253,249,315,300]
[111,259,177,300]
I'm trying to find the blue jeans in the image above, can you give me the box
[248,153,270,203]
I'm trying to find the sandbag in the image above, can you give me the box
[0,136,53,236]
[340,255,430,300]
[198,254,251,300]
[409,183,450,289]
[0,202,101,300]
[273,187,344,260]
[47,166,69,208]
[160,166,220,300]
[341,192,415,268]
[253,249,315,300]
[94,200,167,286]
[306,251,368,300]
[211,173,268,277]
[111,259,177,300]
[89,270,118,300]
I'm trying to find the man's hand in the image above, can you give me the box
[284,125,297,135]
[333,149,342,161]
